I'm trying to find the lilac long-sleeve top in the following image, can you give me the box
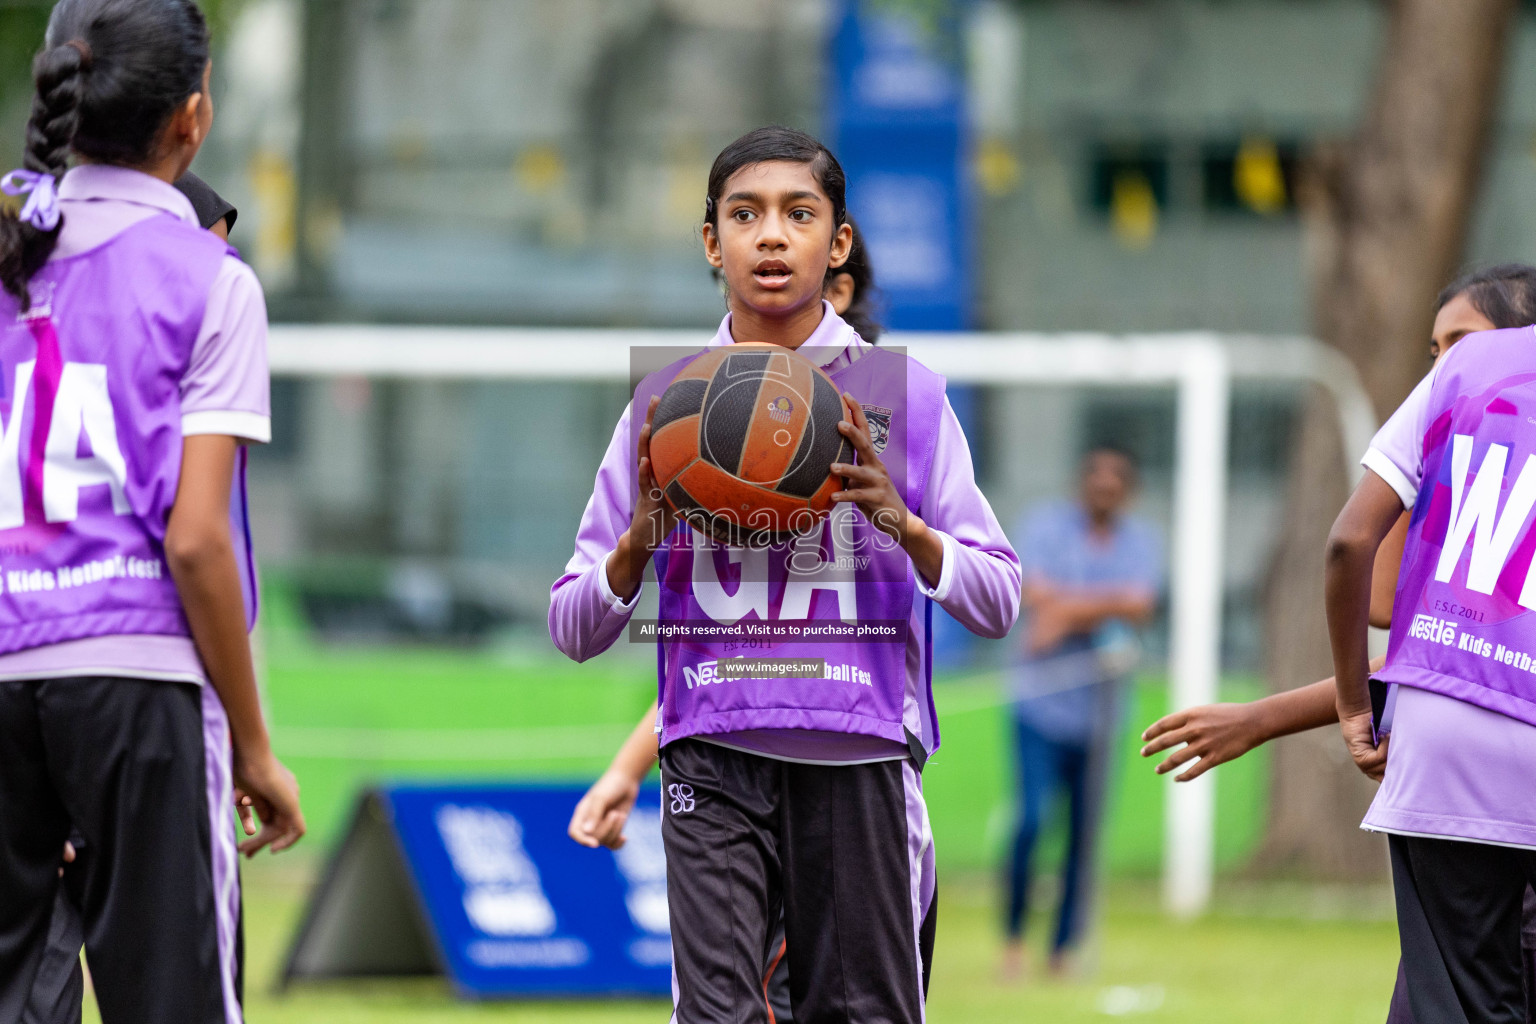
[549,305,1021,763]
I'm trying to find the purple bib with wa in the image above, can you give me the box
[0,214,257,653]
[1383,327,1536,725]
[633,345,946,751]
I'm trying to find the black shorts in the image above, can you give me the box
[0,676,244,1024]
[660,738,936,1024]
[1390,833,1536,1024]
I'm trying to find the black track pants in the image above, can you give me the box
[660,738,935,1024]
[1391,833,1536,1024]
[0,677,243,1024]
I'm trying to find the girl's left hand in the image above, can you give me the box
[567,768,641,850]
[1140,702,1268,782]
[831,394,909,543]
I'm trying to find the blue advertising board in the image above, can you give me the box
[283,784,671,999]
[827,0,971,331]
[828,0,980,665]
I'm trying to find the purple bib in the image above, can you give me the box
[0,214,256,653]
[634,345,946,750]
[1382,327,1536,725]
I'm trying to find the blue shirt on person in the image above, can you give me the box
[1011,500,1164,746]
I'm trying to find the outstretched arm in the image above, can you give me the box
[1139,653,1384,782]
[1142,680,1335,782]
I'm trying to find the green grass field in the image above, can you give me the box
[140,862,1398,1024]
[75,610,1400,1022]
[252,623,1273,875]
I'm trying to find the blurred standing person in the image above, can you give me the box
[1003,447,1162,979]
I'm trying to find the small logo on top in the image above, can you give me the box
[862,405,893,453]
[766,396,793,423]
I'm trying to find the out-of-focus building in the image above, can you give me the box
[3,0,1536,659]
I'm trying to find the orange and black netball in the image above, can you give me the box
[648,343,853,546]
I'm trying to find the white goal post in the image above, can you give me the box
[267,325,1377,918]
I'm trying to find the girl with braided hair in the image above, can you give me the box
[0,2,302,1021]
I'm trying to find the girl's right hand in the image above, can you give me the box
[233,748,306,857]
[1140,702,1267,782]
[568,768,642,850]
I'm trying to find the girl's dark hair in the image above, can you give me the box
[1437,263,1536,330]
[0,0,210,309]
[705,125,848,235]
[835,216,882,344]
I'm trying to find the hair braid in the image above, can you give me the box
[25,44,85,178]
[1,42,86,309]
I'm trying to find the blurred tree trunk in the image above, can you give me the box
[1260,0,1516,877]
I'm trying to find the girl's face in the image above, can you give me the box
[1430,291,1496,363]
[703,160,853,322]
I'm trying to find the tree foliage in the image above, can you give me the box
[0,0,245,108]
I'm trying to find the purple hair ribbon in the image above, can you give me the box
[1,169,61,231]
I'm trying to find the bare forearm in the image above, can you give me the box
[1322,473,1409,779]
[1369,512,1410,629]
[1254,654,1390,742]
[1250,680,1338,741]
[609,702,660,783]
[604,529,649,605]
[1327,538,1383,717]
[168,533,268,758]
[902,515,945,590]
[166,436,304,853]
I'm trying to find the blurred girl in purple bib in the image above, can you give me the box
[1328,292,1536,1024]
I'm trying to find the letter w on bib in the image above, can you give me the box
[1435,434,1536,607]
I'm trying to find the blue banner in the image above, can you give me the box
[828,0,971,330]
[385,783,670,998]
